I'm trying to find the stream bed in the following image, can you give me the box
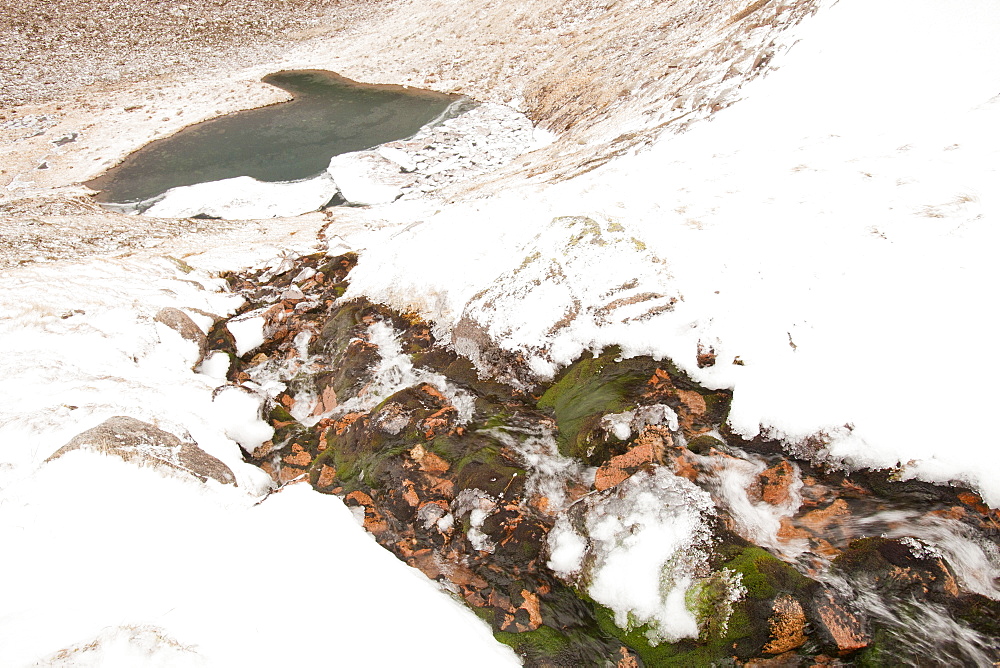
[206,247,1000,667]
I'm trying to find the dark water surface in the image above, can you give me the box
[87,70,459,204]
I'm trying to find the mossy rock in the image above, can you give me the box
[701,390,733,425]
[268,404,314,450]
[205,319,239,359]
[686,434,727,455]
[536,347,661,463]
[854,628,905,668]
[853,470,956,507]
[487,582,633,667]
[316,252,358,284]
[495,624,633,667]
[834,536,956,599]
[593,604,733,667]
[311,342,380,404]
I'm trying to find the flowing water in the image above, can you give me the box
[85,70,460,204]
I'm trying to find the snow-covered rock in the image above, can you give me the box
[46,415,236,486]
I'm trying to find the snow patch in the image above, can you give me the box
[547,468,721,644]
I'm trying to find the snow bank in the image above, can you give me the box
[0,256,518,666]
[342,0,1000,505]
[0,457,519,666]
[327,151,407,205]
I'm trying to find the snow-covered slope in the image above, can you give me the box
[2,0,1000,663]
[342,0,1000,504]
[0,257,518,666]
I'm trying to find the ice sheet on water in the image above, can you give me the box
[141,173,339,219]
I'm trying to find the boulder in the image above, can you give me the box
[47,416,236,486]
[154,307,208,366]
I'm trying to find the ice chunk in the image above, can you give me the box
[327,151,414,205]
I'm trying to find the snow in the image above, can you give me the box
[342,0,1000,506]
[210,386,274,453]
[0,455,518,667]
[226,312,267,357]
[0,257,519,666]
[547,469,719,644]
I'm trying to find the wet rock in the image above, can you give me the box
[593,429,664,491]
[749,461,798,507]
[811,589,870,655]
[47,415,235,485]
[764,594,808,654]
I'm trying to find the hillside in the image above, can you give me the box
[2,0,999,665]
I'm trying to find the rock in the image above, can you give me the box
[213,252,1000,667]
[748,460,799,507]
[763,594,808,654]
[154,307,208,365]
[812,589,870,655]
[593,430,664,491]
[46,416,235,485]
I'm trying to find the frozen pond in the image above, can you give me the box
[86,70,459,204]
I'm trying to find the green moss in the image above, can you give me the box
[593,604,714,666]
[494,625,572,657]
[536,347,659,462]
[854,629,902,667]
[718,544,815,601]
[702,391,732,424]
[310,299,369,358]
[686,571,740,640]
[164,255,195,274]
[269,404,295,425]
[558,216,606,247]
